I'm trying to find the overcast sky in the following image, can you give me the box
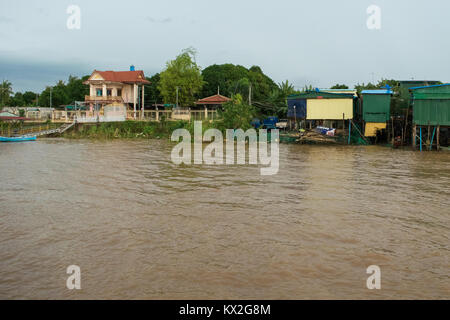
[1,0,449,92]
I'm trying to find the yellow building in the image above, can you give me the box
[287,91,355,121]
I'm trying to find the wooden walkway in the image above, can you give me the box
[19,121,76,137]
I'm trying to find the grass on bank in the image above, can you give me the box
[61,120,222,140]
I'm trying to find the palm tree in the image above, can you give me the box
[0,80,13,109]
[278,80,296,97]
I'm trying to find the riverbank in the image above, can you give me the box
[61,120,214,139]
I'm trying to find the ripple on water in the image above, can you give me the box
[0,139,449,299]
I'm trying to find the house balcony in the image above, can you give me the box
[85,96,124,104]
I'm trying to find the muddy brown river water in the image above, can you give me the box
[0,139,448,299]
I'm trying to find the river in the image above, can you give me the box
[0,139,449,299]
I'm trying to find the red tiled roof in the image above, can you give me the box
[195,94,231,105]
[0,116,30,121]
[87,70,150,84]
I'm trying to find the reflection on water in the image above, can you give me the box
[0,139,449,299]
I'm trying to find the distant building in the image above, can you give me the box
[195,94,231,109]
[0,111,28,121]
[83,66,150,117]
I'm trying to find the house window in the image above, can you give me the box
[117,89,122,97]
[107,89,112,96]
[96,89,102,97]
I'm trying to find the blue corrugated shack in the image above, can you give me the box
[287,98,307,119]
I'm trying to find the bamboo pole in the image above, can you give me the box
[351,121,370,144]
[429,126,436,151]
[420,126,423,152]
[404,108,409,144]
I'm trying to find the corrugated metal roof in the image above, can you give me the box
[409,83,450,90]
[361,89,393,95]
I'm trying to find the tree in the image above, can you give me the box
[331,84,349,89]
[252,80,297,118]
[354,82,378,93]
[217,94,256,131]
[201,64,278,103]
[23,91,37,106]
[247,66,278,101]
[39,80,70,107]
[144,73,163,105]
[10,92,25,107]
[0,80,13,108]
[277,80,296,97]
[158,48,204,107]
[65,75,89,102]
[201,64,249,98]
[37,75,88,107]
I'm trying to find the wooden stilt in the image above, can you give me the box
[429,126,436,151]
[413,125,417,149]
[391,117,394,145]
[403,108,409,144]
[348,120,352,145]
[427,124,431,149]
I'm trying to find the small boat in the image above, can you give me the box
[0,136,37,142]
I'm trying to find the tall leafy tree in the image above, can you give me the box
[158,48,204,107]
[39,80,70,107]
[0,80,13,108]
[201,64,249,98]
[144,73,163,105]
[23,91,37,106]
[65,75,89,102]
[201,64,277,102]
[10,92,25,107]
[247,66,277,101]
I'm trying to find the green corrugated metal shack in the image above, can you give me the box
[411,84,450,126]
[362,89,392,123]
[410,84,450,151]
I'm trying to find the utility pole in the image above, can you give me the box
[176,86,179,108]
[249,83,252,105]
